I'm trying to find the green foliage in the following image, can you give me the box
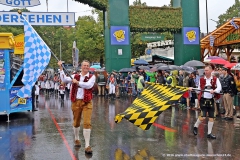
[74,0,107,11]
[132,0,147,6]
[75,0,182,32]
[217,1,240,27]
[129,6,182,32]
[0,8,30,35]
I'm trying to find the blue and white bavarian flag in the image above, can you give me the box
[17,18,51,98]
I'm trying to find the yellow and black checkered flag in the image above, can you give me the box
[115,83,188,130]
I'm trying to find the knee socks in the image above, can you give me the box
[83,129,91,148]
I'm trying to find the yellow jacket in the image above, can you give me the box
[235,79,240,92]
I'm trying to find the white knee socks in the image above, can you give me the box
[83,129,91,148]
[194,99,198,108]
[208,121,214,134]
[73,127,80,140]
[194,119,201,127]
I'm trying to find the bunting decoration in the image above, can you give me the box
[209,35,214,47]
[114,83,188,130]
[230,18,239,29]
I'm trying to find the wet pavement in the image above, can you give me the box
[1,93,240,160]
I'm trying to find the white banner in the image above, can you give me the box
[140,55,152,62]
[0,0,41,7]
[0,12,75,26]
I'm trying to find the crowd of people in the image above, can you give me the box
[35,64,240,118]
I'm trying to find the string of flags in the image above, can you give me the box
[230,18,239,29]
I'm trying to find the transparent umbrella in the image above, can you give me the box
[184,60,205,67]
[119,68,136,72]
[158,65,170,70]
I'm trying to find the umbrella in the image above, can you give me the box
[231,63,240,70]
[169,65,181,70]
[210,59,227,65]
[138,66,150,70]
[133,59,149,65]
[148,65,155,68]
[154,63,167,66]
[90,65,101,69]
[89,68,96,71]
[197,69,205,76]
[224,62,237,69]
[184,60,205,67]
[95,69,105,72]
[119,68,136,72]
[207,56,225,60]
[158,65,170,70]
[150,67,158,72]
[180,65,195,72]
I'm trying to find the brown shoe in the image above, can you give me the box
[74,140,81,147]
[85,146,93,154]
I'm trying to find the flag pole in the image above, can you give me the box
[17,10,73,79]
[192,88,223,95]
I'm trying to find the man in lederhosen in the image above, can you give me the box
[58,60,95,154]
[190,64,222,139]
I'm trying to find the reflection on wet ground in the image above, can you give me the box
[1,93,240,160]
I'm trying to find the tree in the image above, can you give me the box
[133,0,147,6]
[217,0,240,27]
[0,8,104,68]
[169,0,173,7]
[74,11,104,65]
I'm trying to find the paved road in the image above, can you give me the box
[1,93,240,160]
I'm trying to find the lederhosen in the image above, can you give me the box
[71,74,94,128]
[198,76,220,118]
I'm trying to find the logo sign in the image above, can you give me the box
[141,34,165,41]
[18,98,26,104]
[183,27,199,45]
[0,0,40,7]
[110,26,129,45]
[0,12,75,26]
[14,33,24,54]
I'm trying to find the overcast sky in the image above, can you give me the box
[0,0,236,33]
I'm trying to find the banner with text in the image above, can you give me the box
[0,0,41,7]
[0,12,75,26]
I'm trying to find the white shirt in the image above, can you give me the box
[35,85,40,95]
[59,70,96,99]
[198,75,222,99]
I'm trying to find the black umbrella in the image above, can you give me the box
[133,59,149,65]
[184,60,205,67]
[119,68,136,72]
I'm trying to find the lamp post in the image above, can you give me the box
[206,0,209,34]
[67,0,69,12]
[60,39,62,60]
[59,28,63,61]
[210,19,218,23]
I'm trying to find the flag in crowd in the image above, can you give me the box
[17,17,51,98]
[115,83,188,130]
